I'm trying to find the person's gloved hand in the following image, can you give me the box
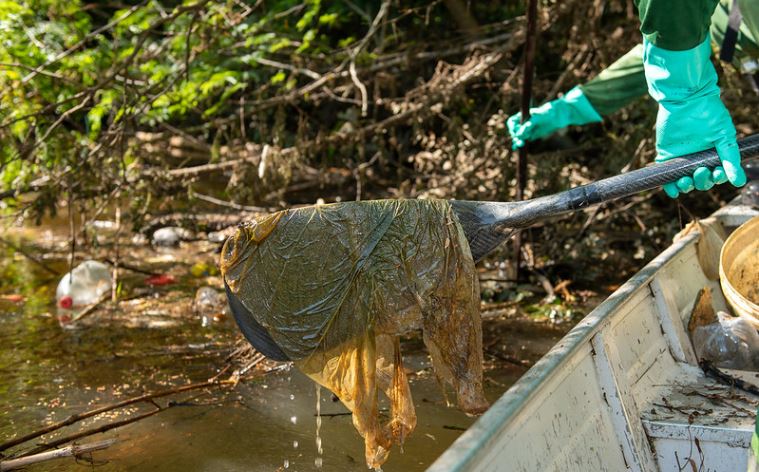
[506,86,602,150]
[643,36,747,198]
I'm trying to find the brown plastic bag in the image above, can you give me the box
[221,199,488,468]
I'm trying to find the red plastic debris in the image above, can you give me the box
[146,274,176,286]
[58,296,73,309]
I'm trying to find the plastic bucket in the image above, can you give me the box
[720,215,759,326]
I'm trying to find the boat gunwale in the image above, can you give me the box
[428,229,703,471]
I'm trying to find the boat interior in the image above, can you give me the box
[430,204,759,472]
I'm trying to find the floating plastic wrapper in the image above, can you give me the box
[220,199,488,468]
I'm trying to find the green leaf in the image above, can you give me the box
[86,89,117,138]
[296,0,321,31]
[337,36,356,48]
[269,38,292,53]
[203,82,245,117]
[270,70,286,84]
[296,29,316,53]
[318,13,338,26]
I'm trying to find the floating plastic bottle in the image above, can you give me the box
[741,181,759,207]
[193,286,226,326]
[207,230,228,244]
[56,260,112,309]
[152,227,193,246]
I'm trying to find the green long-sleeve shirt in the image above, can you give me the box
[579,0,759,116]
[635,0,719,50]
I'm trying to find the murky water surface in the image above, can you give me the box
[0,229,566,471]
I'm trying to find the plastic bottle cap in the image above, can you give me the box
[59,296,73,309]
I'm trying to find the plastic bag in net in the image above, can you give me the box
[220,199,488,468]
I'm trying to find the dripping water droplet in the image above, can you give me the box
[315,384,323,468]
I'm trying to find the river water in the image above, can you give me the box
[0,228,566,471]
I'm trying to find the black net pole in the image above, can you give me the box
[514,0,538,280]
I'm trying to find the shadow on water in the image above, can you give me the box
[0,232,566,471]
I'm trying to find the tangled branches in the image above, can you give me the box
[4,0,747,237]
[2,0,539,224]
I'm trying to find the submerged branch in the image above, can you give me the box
[24,410,161,456]
[0,439,117,471]
[0,379,236,453]
[0,237,59,276]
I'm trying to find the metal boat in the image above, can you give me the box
[430,203,759,472]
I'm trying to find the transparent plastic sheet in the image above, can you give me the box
[220,199,488,468]
[692,312,759,370]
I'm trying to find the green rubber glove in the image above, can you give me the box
[506,86,602,150]
[643,36,747,198]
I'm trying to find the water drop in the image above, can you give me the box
[290,415,297,425]
[289,394,295,400]
[315,384,324,466]
[283,459,289,469]
[293,440,299,449]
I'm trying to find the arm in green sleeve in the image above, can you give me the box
[505,45,647,147]
[635,0,719,50]
[578,44,648,116]
[711,0,759,71]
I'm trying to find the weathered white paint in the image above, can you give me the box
[591,331,658,471]
[650,277,698,365]
[428,204,759,472]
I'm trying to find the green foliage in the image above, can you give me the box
[524,299,582,323]
[0,0,590,224]
[0,0,382,208]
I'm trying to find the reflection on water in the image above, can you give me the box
[0,234,559,471]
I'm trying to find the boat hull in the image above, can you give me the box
[430,204,759,472]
